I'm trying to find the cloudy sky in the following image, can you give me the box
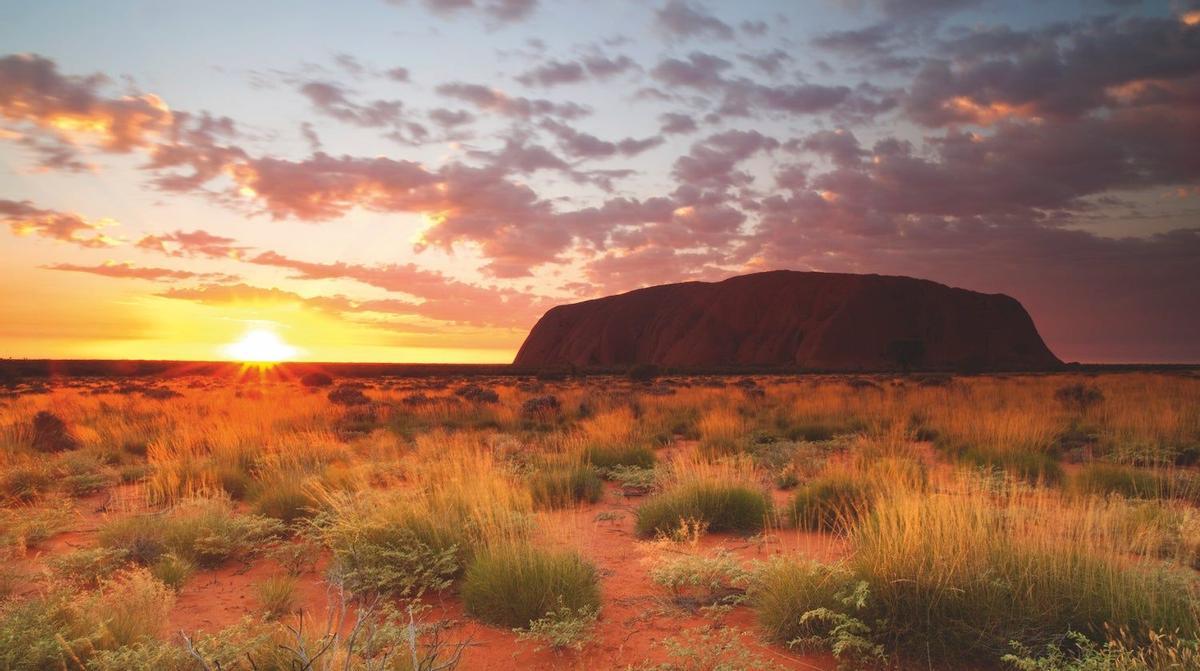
[1,0,1198,363]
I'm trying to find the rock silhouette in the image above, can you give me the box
[514,271,1061,371]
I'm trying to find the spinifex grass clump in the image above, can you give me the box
[528,462,603,509]
[578,407,657,471]
[749,557,865,647]
[0,568,174,670]
[635,457,771,537]
[252,472,319,524]
[315,494,466,599]
[697,406,745,456]
[98,497,283,568]
[787,475,874,533]
[461,542,601,629]
[315,432,532,598]
[255,574,298,620]
[851,488,1200,663]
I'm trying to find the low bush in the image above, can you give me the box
[0,568,173,670]
[0,464,51,502]
[635,482,770,537]
[316,499,467,599]
[1071,463,1166,499]
[650,549,750,610]
[528,463,603,509]
[31,410,78,452]
[1003,630,1200,671]
[99,498,283,568]
[584,442,656,471]
[328,384,370,406]
[300,371,334,387]
[1055,383,1104,413]
[788,476,874,533]
[960,446,1065,485]
[517,604,599,651]
[48,547,130,587]
[461,543,600,629]
[609,464,658,495]
[627,363,661,383]
[0,500,73,556]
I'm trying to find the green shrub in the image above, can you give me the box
[517,604,599,651]
[48,547,130,587]
[462,544,600,629]
[635,483,770,537]
[609,464,658,494]
[0,501,73,555]
[0,590,91,670]
[650,550,749,609]
[56,452,116,497]
[1071,464,1166,499]
[788,476,874,533]
[585,443,656,471]
[1,465,51,502]
[783,420,863,443]
[318,509,465,598]
[633,625,772,670]
[97,514,167,565]
[0,568,173,670]
[1003,630,1200,671]
[529,463,603,509]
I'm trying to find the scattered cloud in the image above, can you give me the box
[655,1,734,41]
[1,199,121,248]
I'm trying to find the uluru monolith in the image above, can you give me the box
[514,271,1061,371]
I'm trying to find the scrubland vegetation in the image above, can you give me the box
[1,370,1198,669]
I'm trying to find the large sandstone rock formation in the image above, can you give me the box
[514,271,1060,370]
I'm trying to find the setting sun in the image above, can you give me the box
[222,329,298,362]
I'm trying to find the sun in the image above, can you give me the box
[223,329,298,363]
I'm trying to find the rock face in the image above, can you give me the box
[514,271,1061,371]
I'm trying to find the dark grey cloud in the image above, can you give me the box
[298,81,405,127]
[435,82,590,119]
[388,0,538,23]
[650,51,893,120]
[515,55,635,87]
[907,16,1200,125]
[539,119,664,159]
[659,112,698,134]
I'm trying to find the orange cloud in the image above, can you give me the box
[1,199,120,248]
[0,54,173,155]
[43,261,236,282]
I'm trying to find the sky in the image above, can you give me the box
[1,0,1198,364]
